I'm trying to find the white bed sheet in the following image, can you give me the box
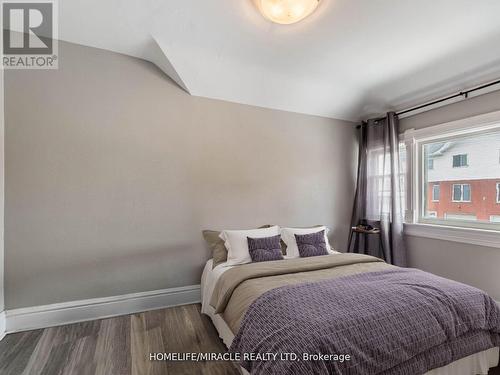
[200,259,499,375]
[201,259,234,316]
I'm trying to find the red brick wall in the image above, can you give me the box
[427,179,500,221]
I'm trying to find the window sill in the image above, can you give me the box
[404,223,500,249]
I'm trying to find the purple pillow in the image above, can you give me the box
[295,230,329,257]
[247,235,284,263]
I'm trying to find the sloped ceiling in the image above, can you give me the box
[59,0,500,121]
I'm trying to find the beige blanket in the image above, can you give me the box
[210,253,394,333]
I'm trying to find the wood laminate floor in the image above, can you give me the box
[0,303,499,375]
[0,304,239,375]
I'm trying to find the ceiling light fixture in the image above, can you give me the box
[254,0,320,25]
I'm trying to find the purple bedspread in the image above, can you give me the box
[229,268,500,374]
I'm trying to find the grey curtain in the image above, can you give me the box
[350,112,407,267]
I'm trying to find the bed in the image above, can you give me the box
[201,253,500,375]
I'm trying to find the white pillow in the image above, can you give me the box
[280,226,335,258]
[219,226,280,266]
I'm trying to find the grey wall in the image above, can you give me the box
[399,89,500,132]
[4,41,357,309]
[400,89,500,302]
[406,237,500,301]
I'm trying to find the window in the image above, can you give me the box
[452,184,471,202]
[452,154,468,167]
[364,144,406,222]
[431,184,440,201]
[404,119,500,231]
[445,213,477,221]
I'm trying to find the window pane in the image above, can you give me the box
[452,154,468,167]
[366,142,406,222]
[432,185,440,201]
[422,129,500,227]
[399,143,407,215]
[452,184,461,201]
[463,184,471,201]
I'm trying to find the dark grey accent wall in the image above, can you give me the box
[4,41,357,309]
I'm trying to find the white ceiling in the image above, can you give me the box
[59,0,500,121]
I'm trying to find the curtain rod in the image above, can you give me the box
[356,78,500,128]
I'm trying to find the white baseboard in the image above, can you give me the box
[5,284,200,334]
[0,311,6,341]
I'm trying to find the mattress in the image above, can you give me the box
[201,258,500,375]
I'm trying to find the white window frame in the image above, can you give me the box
[402,110,500,248]
[497,182,500,204]
[431,184,440,202]
[451,184,471,202]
